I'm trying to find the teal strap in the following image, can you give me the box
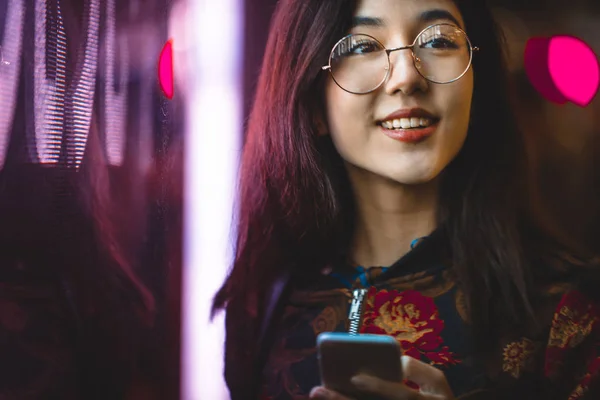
[410,237,425,249]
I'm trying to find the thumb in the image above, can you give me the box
[351,375,447,400]
[401,356,453,396]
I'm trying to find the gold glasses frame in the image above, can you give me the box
[321,23,480,94]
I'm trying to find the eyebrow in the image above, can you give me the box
[420,9,462,28]
[351,9,463,30]
[351,16,385,28]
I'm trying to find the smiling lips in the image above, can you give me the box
[377,108,440,143]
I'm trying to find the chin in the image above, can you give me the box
[379,171,438,186]
[390,176,437,186]
[378,165,440,185]
[346,161,442,186]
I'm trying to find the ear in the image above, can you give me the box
[313,113,329,136]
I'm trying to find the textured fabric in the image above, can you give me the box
[256,235,600,400]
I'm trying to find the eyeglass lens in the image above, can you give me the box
[329,24,472,94]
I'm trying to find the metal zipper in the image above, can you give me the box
[348,288,368,335]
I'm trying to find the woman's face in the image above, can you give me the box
[324,0,474,185]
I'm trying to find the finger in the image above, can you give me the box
[401,356,453,396]
[351,375,419,399]
[309,386,354,400]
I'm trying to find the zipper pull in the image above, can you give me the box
[348,288,368,335]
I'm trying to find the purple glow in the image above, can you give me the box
[0,0,24,169]
[180,0,243,398]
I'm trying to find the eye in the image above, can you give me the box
[420,35,460,50]
[349,40,380,54]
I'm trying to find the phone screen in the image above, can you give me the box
[317,333,403,397]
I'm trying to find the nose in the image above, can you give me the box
[383,48,428,95]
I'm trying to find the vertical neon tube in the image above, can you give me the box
[181,0,243,398]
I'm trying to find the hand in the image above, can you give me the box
[309,355,455,400]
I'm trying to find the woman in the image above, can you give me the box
[213,0,600,399]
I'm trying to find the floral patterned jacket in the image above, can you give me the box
[256,233,600,400]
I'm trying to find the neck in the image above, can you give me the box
[347,166,439,268]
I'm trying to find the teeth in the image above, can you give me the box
[381,117,433,130]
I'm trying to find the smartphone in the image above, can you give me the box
[317,332,403,398]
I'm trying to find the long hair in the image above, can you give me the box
[213,0,595,383]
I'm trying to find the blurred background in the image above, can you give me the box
[1,0,599,399]
[1,0,182,398]
[489,0,600,253]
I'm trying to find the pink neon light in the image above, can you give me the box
[549,36,599,107]
[159,39,174,99]
[524,35,599,107]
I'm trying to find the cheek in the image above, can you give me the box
[443,73,474,137]
[325,82,355,129]
[324,81,373,144]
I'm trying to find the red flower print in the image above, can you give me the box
[360,287,459,367]
[545,290,600,378]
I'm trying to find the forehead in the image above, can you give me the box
[353,0,465,32]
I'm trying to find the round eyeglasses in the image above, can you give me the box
[321,23,479,94]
